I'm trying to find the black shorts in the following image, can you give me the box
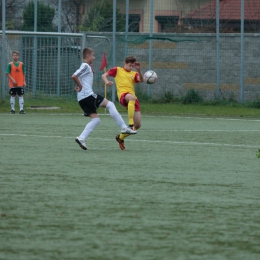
[79,94,105,116]
[9,87,25,96]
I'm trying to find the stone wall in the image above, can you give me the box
[2,32,260,102]
[91,32,260,102]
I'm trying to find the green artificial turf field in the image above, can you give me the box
[0,112,260,260]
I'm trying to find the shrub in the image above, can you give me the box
[135,87,152,102]
[181,89,203,104]
[245,100,260,109]
[154,91,180,103]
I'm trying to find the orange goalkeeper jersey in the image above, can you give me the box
[107,67,139,100]
[8,62,25,88]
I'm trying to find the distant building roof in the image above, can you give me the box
[185,0,260,21]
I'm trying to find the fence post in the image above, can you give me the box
[240,0,245,103]
[148,0,154,97]
[57,0,62,97]
[1,0,6,102]
[216,0,220,100]
[112,0,116,103]
[32,0,38,97]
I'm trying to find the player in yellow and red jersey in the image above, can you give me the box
[102,56,144,150]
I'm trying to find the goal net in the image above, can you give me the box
[1,31,111,101]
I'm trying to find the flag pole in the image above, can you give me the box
[104,67,107,114]
[100,52,108,114]
[104,67,107,99]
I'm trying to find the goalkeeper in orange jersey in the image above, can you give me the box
[102,56,144,150]
[6,50,26,114]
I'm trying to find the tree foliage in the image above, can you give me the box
[22,1,55,32]
[80,0,125,32]
[0,0,25,29]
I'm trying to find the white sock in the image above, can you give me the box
[19,96,24,111]
[79,117,100,140]
[10,96,15,110]
[106,101,127,129]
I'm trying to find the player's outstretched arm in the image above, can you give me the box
[102,72,113,86]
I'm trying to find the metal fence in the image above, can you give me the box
[1,0,260,103]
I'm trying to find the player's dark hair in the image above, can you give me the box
[125,56,136,63]
[12,50,19,56]
[82,47,94,59]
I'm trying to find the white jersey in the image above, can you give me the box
[73,62,95,101]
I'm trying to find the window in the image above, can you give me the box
[155,16,179,32]
[124,14,140,32]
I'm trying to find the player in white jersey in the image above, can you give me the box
[72,47,136,150]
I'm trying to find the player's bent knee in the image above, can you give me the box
[106,101,114,109]
[92,117,101,125]
[135,123,141,129]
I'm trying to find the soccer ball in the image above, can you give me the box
[143,70,157,84]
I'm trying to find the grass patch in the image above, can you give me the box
[1,96,260,117]
[140,103,260,117]
[1,113,260,259]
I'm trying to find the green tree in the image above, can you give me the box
[0,0,25,30]
[22,1,55,32]
[80,0,125,32]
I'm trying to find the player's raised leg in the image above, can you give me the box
[103,100,137,134]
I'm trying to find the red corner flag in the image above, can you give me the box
[100,52,107,71]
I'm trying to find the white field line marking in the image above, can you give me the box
[1,113,260,122]
[143,115,260,122]
[0,133,258,149]
[151,129,260,132]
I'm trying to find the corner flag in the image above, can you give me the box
[100,52,107,71]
